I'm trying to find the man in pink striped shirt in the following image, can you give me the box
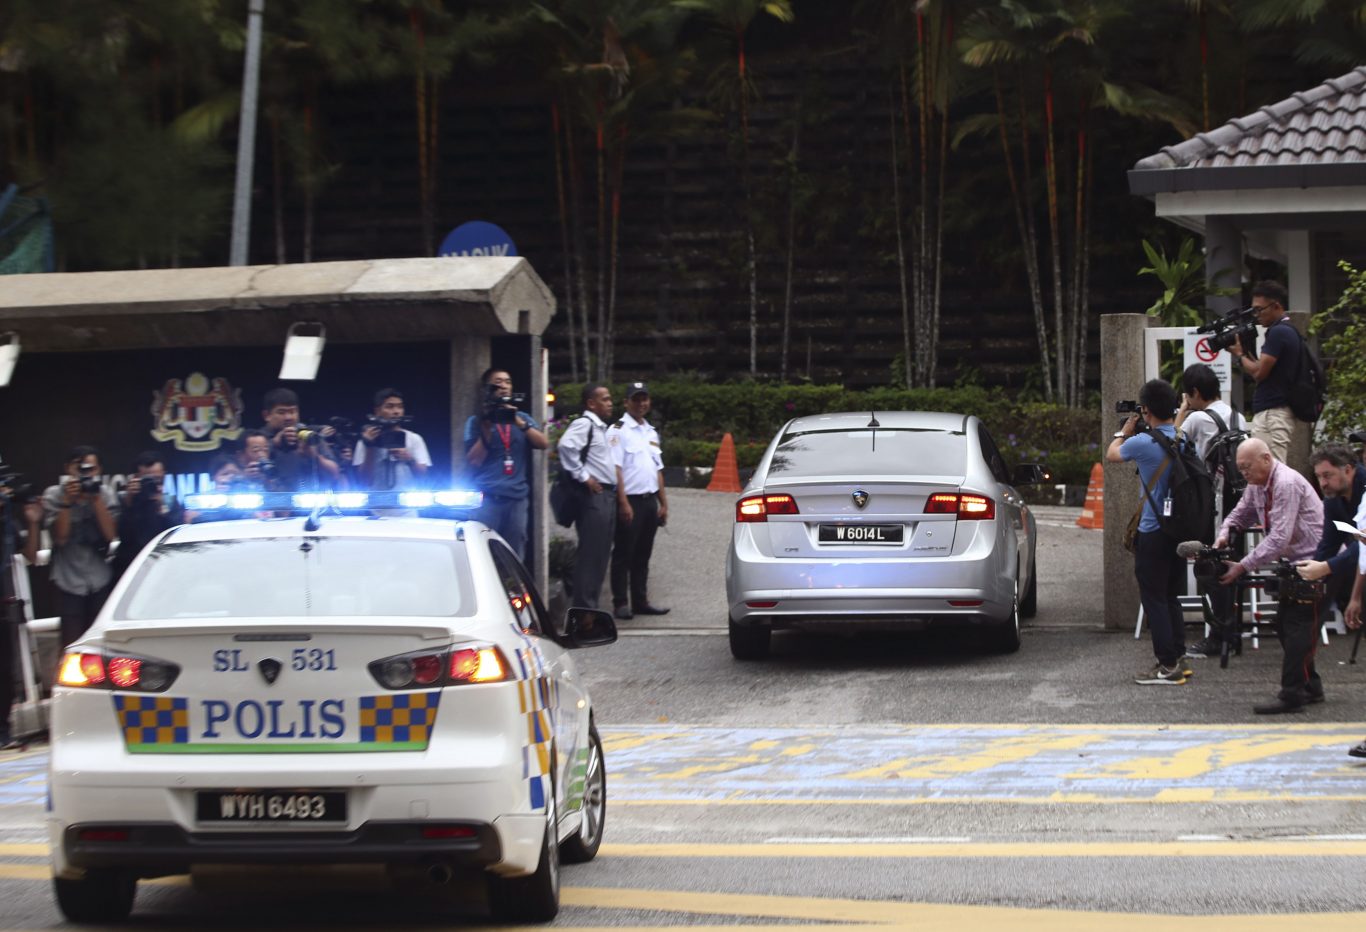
[1214,438,1326,714]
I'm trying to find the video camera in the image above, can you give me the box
[1179,542,1237,580]
[1196,307,1260,360]
[363,414,413,450]
[0,467,33,503]
[483,385,528,425]
[1265,558,1325,604]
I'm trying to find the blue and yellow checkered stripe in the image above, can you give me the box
[516,643,558,810]
[114,695,189,747]
[358,691,441,746]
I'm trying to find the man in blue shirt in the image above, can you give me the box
[1106,379,1190,685]
[1229,280,1300,463]
[464,368,548,560]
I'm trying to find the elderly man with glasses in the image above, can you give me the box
[1213,437,1325,714]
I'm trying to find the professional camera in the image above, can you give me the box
[134,475,163,502]
[1196,306,1260,359]
[1265,558,1325,604]
[1114,400,1150,433]
[77,462,101,494]
[245,458,277,478]
[0,468,33,502]
[1184,544,1237,580]
[295,425,330,447]
[363,414,413,450]
[483,385,528,424]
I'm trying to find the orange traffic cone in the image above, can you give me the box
[1075,462,1104,529]
[706,432,744,494]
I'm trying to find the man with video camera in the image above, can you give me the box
[41,446,119,646]
[464,369,547,560]
[1214,437,1325,713]
[355,388,431,492]
[261,387,341,492]
[1227,281,1301,464]
[0,460,41,749]
[111,451,184,583]
[1106,379,1193,685]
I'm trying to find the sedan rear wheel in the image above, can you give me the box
[728,616,771,660]
[487,793,560,923]
[559,724,605,864]
[985,577,1022,654]
[1020,561,1038,618]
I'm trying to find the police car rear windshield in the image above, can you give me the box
[116,538,475,620]
[769,429,966,478]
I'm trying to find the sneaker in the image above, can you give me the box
[1185,637,1221,658]
[1135,663,1186,685]
[1173,655,1194,678]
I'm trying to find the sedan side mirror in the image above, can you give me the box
[563,607,618,648]
[1011,463,1051,486]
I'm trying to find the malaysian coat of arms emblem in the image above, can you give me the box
[151,372,244,452]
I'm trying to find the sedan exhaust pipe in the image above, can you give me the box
[426,862,453,886]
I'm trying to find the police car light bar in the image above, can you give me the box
[183,490,483,512]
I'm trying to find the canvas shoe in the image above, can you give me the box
[1172,654,1194,678]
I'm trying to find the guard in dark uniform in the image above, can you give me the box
[608,383,670,620]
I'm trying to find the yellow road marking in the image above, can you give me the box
[1069,734,1353,780]
[598,840,1366,858]
[614,790,1366,806]
[602,730,696,752]
[0,844,46,857]
[840,733,1106,780]
[649,754,765,780]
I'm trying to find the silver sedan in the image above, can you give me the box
[725,411,1044,659]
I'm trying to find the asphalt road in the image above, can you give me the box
[3,491,1365,928]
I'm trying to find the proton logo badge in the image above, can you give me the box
[852,490,870,510]
[257,658,282,685]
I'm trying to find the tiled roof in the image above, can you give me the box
[1133,66,1366,172]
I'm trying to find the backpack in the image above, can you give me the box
[1203,410,1248,518]
[1285,330,1327,423]
[1142,428,1216,545]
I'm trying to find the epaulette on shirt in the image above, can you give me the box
[610,421,623,429]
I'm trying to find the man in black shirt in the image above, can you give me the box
[261,388,341,492]
[1229,280,1300,463]
[112,451,183,583]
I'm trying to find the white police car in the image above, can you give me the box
[48,492,615,924]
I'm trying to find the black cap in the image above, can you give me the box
[627,381,649,398]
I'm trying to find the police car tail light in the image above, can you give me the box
[736,493,799,523]
[56,650,179,691]
[449,646,508,684]
[925,493,995,521]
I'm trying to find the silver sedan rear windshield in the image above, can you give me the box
[116,538,475,619]
[769,428,966,477]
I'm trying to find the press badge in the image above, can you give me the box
[1162,493,1172,517]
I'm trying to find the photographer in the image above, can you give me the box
[236,429,274,490]
[111,451,184,583]
[1215,437,1325,714]
[189,455,247,525]
[1105,379,1191,685]
[1175,362,1244,659]
[0,462,41,750]
[1294,444,1365,611]
[1228,281,1300,463]
[464,369,548,560]
[356,388,431,492]
[41,446,119,647]
[261,387,341,492]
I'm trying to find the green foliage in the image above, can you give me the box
[1310,260,1366,440]
[551,380,1102,485]
[1138,237,1209,328]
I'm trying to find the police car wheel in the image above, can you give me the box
[560,724,606,864]
[728,615,771,661]
[53,870,137,923]
[487,793,560,922]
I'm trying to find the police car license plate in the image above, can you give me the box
[196,790,347,823]
[818,524,903,543]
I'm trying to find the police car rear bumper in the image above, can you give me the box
[60,820,501,877]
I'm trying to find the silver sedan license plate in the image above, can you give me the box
[196,790,346,823]
[818,524,903,543]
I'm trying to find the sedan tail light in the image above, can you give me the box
[924,492,996,520]
[736,493,800,523]
[369,644,511,690]
[56,651,179,692]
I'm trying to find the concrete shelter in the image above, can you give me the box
[0,256,557,590]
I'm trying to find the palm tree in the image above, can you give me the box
[674,0,794,377]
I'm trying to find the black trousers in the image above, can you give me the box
[611,493,660,608]
[0,587,15,739]
[571,488,616,610]
[1276,595,1324,702]
[58,585,111,648]
[1134,530,1186,666]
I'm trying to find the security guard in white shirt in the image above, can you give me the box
[608,382,670,620]
[556,384,621,609]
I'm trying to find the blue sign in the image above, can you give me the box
[438,221,518,258]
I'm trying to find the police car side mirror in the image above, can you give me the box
[563,608,618,648]
[1011,464,1049,486]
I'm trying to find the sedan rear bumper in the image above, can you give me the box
[60,820,501,877]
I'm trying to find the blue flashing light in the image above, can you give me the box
[184,489,483,513]
[434,490,482,508]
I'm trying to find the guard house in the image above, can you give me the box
[0,257,557,590]
[1128,65,1366,331]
